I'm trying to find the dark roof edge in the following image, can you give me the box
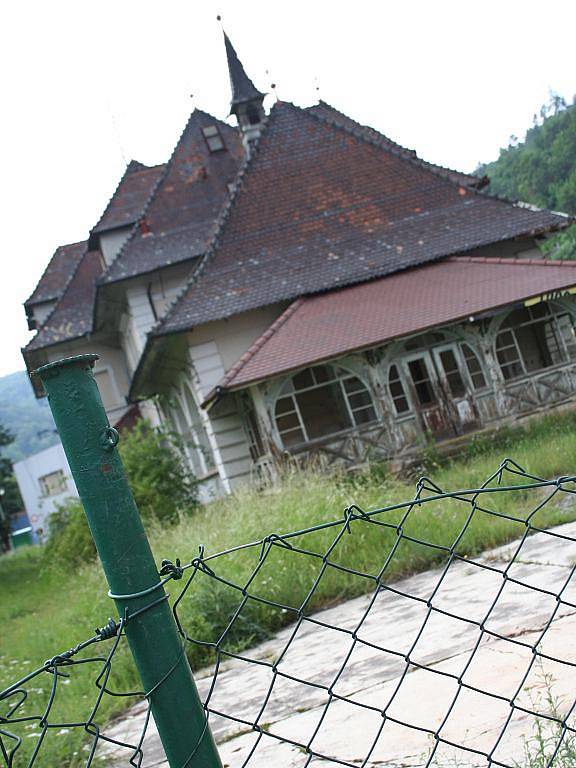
[304,103,542,208]
[312,100,489,190]
[23,244,91,352]
[90,161,164,240]
[24,240,87,308]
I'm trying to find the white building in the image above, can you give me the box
[13,443,78,542]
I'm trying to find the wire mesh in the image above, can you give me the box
[3,457,576,767]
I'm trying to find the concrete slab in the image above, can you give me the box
[99,521,576,767]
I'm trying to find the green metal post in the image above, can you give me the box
[35,354,222,768]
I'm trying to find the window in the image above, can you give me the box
[39,470,67,497]
[495,305,576,381]
[438,349,466,397]
[274,365,377,448]
[388,365,410,414]
[202,125,225,152]
[407,358,437,405]
[461,344,487,390]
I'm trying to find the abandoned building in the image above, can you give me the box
[22,32,576,499]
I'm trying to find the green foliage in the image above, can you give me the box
[0,370,58,462]
[477,94,576,260]
[0,423,24,552]
[44,420,198,569]
[117,420,198,524]
[43,498,96,568]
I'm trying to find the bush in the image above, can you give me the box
[118,420,198,524]
[45,420,198,570]
[44,499,95,569]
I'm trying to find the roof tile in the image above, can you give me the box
[156,103,569,337]
[214,257,576,394]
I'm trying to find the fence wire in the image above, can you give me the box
[3,458,576,767]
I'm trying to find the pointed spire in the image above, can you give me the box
[223,31,265,110]
[221,27,266,151]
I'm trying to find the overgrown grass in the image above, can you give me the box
[2,410,576,766]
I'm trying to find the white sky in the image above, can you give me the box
[1,0,575,377]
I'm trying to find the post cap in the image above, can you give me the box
[33,354,100,378]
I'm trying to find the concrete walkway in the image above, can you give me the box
[102,521,576,767]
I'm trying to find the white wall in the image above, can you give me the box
[99,227,132,267]
[182,306,285,490]
[13,443,79,543]
[30,300,57,328]
[44,339,132,424]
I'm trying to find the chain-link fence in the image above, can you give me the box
[3,457,576,767]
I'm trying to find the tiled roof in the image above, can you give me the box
[100,110,244,284]
[92,160,165,234]
[210,257,576,397]
[25,240,86,307]
[307,102,488,189]
[155,102,569,337]
[24,249,104,353]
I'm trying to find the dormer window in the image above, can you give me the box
[202,125,225,152]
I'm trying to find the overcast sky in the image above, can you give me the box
[1,0,575,378]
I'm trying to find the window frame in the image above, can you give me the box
[495,304,576,382]
[274,365,377,449]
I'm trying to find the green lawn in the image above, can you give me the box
[2,410,576,766]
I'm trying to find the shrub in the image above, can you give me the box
[45,420,198,570]
[118,420,198,524]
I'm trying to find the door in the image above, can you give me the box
[404,354,455,439]
[432,346,479,433]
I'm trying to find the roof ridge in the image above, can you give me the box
[306,101,487,192]
[90,159,153,236]
[317,101,568,215]
[151,104,278,338]
[449,255,576,267]
[207,297,305,403]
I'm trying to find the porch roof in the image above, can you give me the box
[206,256,576,403]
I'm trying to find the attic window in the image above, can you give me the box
[202,125,225,153]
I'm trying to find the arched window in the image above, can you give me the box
[388,365,410,414]
[460,344,487,390]
[274,364,377,448]
[495,305,576,381]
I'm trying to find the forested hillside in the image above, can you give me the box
[0,371,57,462]
[478,94,576,259]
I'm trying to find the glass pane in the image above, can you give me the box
[389,365,410,414]
[277,413,301,433]
[281,427,305,448]
[297,382,351,439]
[496,331,523,380]
[293,369,314,389]
[348,390,372,410]
[311,365,330,384]
[408,358,437,405]
[276,396,295,416]
[439,350,466,397]
[353,405,377,425]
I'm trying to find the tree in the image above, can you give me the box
[477,94,576,260]
[0,424,24,552]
